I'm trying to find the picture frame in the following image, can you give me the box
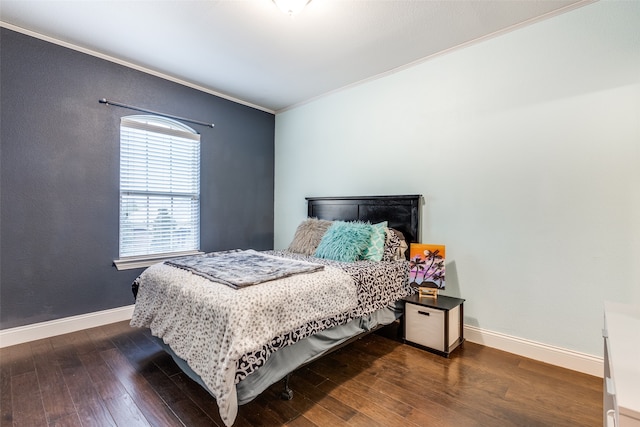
[409,244,445,294]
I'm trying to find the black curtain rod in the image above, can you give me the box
[99,98,214,128]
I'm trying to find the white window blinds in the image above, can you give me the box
[119,115,200,259]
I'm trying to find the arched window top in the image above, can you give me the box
[121,115,199,141]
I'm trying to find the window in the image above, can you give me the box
[115,115,201,270]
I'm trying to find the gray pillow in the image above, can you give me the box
[288,218,332,255]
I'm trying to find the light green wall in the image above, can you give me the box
[274,0,640,356]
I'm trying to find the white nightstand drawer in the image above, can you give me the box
[402,294,465,357]
[405,303,445,351]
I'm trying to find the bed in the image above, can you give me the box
[130,194,421,426]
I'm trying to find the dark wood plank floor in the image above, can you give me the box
[0,320,602,427]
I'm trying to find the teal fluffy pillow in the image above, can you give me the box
[362,221,388,262]
[314,221,373,262]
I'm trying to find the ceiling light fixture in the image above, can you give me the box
[272,0,311,16]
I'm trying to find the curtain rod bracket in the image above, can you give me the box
[99,98,214,128]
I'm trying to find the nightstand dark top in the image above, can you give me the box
[403,293,465,311]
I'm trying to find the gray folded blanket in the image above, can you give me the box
[165,249,324,289]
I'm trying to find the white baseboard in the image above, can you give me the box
[0,308,604,378]
[0,305,135,348]
[464,324,603,377]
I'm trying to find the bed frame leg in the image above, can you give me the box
[280,375,293,400]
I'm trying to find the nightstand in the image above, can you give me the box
[403,294,465,357]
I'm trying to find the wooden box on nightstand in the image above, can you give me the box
[403,294,465,357]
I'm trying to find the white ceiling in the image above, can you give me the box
[0,0,590,113]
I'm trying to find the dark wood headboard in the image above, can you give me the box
[306,195,421,245]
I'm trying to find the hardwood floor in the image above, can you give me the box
[0,320,602,427]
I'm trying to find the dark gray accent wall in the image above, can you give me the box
[0,28,275,329]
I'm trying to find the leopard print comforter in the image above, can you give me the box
[130,250,410,426]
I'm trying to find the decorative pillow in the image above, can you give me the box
[395,229,409,259]
[383,228,408,261]
[314,221,373,262]
[287,218,333,255]
[362,221,388,262]
[382,228,401,261]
